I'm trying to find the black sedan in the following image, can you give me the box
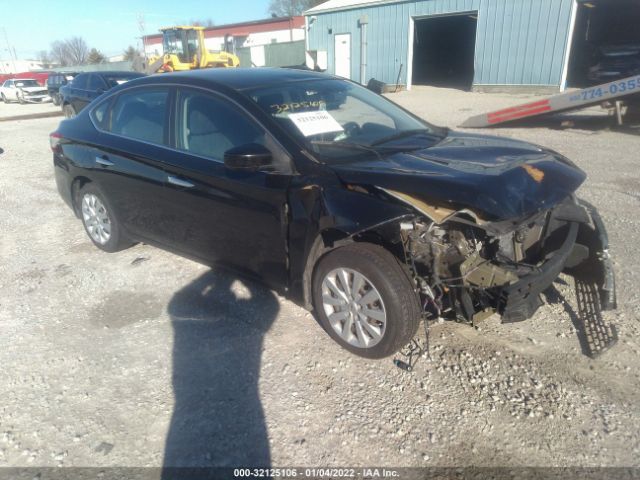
[59,71,144,118]
[51,68,615,358]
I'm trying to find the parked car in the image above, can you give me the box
[59,71,144,118]
[588,43,640,84]
[51,68,616,358]
[0,78,51,104]
[47,72,77,106]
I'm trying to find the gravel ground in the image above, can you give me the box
[0,100,60,120]
[0,86,638,469]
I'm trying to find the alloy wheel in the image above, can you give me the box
[321,267,387,348]
[81,193,111,245]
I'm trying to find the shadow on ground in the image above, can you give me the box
[162,269,279,470]
[544,282,618,359]
[471,112,640,135]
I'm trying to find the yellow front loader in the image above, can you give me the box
[146,26,240,74]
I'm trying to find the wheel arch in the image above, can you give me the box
[301,217,412,310]
[70,176,92,217]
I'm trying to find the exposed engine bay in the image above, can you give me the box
[385,193,616,330]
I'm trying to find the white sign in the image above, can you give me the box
[289,111,344,137]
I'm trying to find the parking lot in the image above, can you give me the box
[0,101,60,122]
[0,86,639,468]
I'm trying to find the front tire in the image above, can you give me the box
[52,93,60,106]
[63,104,76,118]
[78,184,133,253]
[312,243,421,359]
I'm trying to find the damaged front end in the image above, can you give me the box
[389,192,616,330]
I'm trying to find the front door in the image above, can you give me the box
[159,87,292,288]
[334,34,351,79]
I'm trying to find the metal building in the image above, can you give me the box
[305,0,640,92]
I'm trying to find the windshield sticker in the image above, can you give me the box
[288,111,344,137]
[270,100,326,114]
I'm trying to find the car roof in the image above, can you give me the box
[139,67,334,91]
[76,71,143,77]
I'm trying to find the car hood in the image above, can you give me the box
[18,86,47,93]
[329,131,586,222]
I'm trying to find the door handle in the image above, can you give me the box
[167,176,195,188]
[95,156,114,167]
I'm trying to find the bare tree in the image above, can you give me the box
[66,37,89,65]
[189,18,215,27]
[49,37,89,67]
[50,41,69,66]
[268,0,324,16]
[37,50,52,68]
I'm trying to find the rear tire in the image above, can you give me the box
[63,104,76,118]
[77,183,133,253]
[52,94,60,106]
[312,243,421,359]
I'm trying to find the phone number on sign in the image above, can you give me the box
[234,468,365,478]
[570,76,640,102]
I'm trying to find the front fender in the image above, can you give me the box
[286,180,413,309]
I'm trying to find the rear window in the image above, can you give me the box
[87,75,106,91]
[102,74,143,89]
[71,74,88,89]
[109,89,168,145]
[91,100,110,130]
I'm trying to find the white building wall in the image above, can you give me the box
[0,59,45,74]
[144,28,304,57]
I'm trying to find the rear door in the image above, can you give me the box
[88,87,173,244]
[86,74,107,105]
[159,87,293,287]
[68,74,89,111]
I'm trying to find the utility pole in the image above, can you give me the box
[2,27,17,73]
[137,13,147,58]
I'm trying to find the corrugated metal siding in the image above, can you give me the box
[307,0,574,87]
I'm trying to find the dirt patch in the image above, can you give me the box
[89,291,162,329]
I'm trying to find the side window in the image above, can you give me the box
[110,89,168,145]
[176,89,266,161]
[87,75,106,91]
[91,100,110,130]
[72,74,88,89]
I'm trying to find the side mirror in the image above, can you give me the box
[96,88,105,95]
[224,143,272,171]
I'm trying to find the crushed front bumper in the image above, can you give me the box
[23,95,52,103]
[497,199,615,323]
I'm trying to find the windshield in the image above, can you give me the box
[163,29,191,63]
[247,79,443,163]
[16,80,39,87]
